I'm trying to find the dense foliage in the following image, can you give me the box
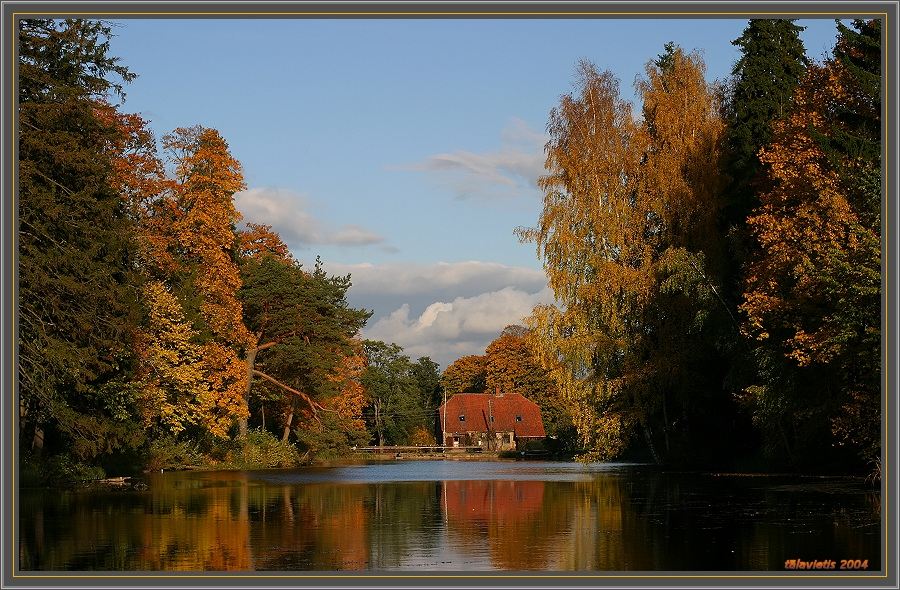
[361,340,442,446]
[18,18,882,478]
[515,21,882,475]
[17,19,373,473]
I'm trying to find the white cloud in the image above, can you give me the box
[319,260,554,368]
[234,187,387,249]
[364,286,555,368]
[326,260,547,299]
[402,117,547,200]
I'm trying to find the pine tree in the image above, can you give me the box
[239,256,371,440]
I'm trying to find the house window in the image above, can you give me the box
[490,416,494,422]
[515,415,522,422]
[458,415,465,422]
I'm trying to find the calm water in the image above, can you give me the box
[19,460,881,571]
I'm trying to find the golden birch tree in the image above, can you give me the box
[520,49,728,462]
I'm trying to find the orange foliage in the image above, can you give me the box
[162,127,251,344]
[325,343,368,431]
[95,105,168,219]
[441,354,487,394]
[740,64,868,366]
[238,222,293,262]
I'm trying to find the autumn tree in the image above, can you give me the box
[518,61,647,460]
[144,126,254,438]
[520,48,729,463]
[441,355,487,395]
[18,19,145,458]
[741,20,881,473]
[136,281,213,436]
[484,325,574,443]
[634,44,731,461]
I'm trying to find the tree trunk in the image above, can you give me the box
[662,391,671,457]
[374,400,383,447]
[31,423,44,456]
[282,399,295,442]
[239,346,258,439]
[643,422,660,464]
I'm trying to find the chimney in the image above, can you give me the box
[495,385,503,398]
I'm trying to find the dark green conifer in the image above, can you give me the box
[18,19,143,458]
[724,19,808,226]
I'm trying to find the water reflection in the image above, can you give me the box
[19,463,881,572]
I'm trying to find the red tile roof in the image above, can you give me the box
[438,393,546,438]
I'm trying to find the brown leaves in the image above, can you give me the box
[740,64,869,367]
[441,354,487,395]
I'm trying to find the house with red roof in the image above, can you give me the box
[437,390,546,451]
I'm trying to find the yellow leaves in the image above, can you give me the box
[325,348,368,430]
[521,50,728,460]
[138,281,209,437]
[135,125,257,439]
[198,342,249,439]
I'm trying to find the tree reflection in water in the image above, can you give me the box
[19,465,881,571]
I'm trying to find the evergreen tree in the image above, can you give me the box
[718,20,809,467]
[741,20,882,473]
[724,19,808,227]
[240,255,371,441]
[18,20,144,458]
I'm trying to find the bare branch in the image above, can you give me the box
[251,369,336,420]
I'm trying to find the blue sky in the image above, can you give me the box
[107,17,843,366]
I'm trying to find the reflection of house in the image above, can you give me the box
[437,391,545,451]
[442,480,544,522]
[441,480,548,569]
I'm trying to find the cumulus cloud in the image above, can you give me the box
[234,187,388,250]
[402,118,547,200]
[365,286,555,368]
[327,260,547,299]
[319,260,554,368]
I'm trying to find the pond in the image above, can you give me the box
[18,460,881,572]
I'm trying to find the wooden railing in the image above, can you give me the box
[353,445,483,453]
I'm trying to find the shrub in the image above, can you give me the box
[20,454,106,487]
[409,425,436,446]
[294,413,370,461]
[145,436,203,471]
[228,429,300,469]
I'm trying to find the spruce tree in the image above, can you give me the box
[18,20,143,458]
[724,19,808,227]
[719,22,808,456]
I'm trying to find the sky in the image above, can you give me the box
[106,17,844,367]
